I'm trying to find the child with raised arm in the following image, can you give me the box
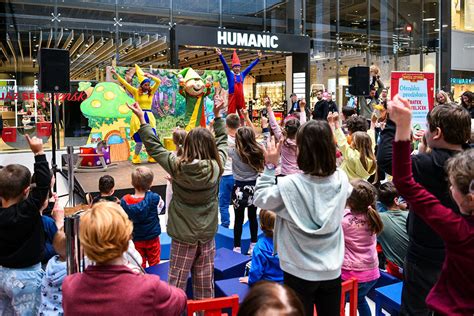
[253,120,352,316]
[389,95,474,315]
[127,96,227,300]
[265,96,306,176]
[0,135,52,315]
[328,112,377,180]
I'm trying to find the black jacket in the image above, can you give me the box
[0,155,51,268]
[289,100,311,118]
[312,99,329,120]
[377,120,464,267]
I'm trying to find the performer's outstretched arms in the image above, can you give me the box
[111,67,137,95]
[242,51,262,77]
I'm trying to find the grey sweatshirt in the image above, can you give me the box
[254,168,352,281]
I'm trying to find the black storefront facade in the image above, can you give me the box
[169,25,312,102]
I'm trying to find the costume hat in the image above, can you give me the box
[231,50,241,68]
[134,64,148,85]
[179,67,202,82]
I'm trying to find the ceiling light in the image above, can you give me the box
[35,44,39,47]
[423,18,436,22]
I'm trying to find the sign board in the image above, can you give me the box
[293,72,306,99]
[390,72,434,128]
[174,25,311,53]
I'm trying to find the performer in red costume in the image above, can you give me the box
[216,48,261,115]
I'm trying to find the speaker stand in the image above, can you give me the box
[51,92,57,192]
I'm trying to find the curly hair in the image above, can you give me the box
[346,116,368,134]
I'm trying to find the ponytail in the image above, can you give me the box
[367,206,384,235]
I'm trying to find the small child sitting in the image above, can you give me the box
[39,230,67,315]
[92,175,120,204]
[121,167,164,268]
[239,210,284,286]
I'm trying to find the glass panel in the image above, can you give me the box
[222,0,265,31]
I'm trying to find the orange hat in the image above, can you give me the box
[231,50,241,68]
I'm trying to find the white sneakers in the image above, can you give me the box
[233,247,241,254]
[248,242,257,256]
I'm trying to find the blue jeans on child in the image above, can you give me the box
[218,174,234,228]
[0,263,44,316]
[347,279,377,316]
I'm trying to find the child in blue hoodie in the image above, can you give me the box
[39,230,67,316]
[121,167,165,268]
[239,209,284,285]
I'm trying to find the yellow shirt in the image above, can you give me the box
[116,74,160,110]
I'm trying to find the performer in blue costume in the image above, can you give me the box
[216,48,261,115]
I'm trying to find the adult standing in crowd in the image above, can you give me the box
[289,93,311,118]
[312,90,329,120]
[460,91,474,118]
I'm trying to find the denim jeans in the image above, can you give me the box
[352,279,378,316]
[0,263,44,316]
[218,174,234,228]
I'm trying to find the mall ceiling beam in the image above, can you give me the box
[46,29,53,48]
[37,30,42,51]
[72,38,115,79]
[62,29,74,50]
[71,35,95,63]
[17,32,24,62]
[54,28,64,48]
[28,32,32,60]
[71,36,102,70]
[69,33,84,57]
[0,42,9,61]
[6,33,17,69]
[120,35,165,64]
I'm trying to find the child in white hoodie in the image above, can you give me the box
[254,120,352,316]
[39,231,66,316]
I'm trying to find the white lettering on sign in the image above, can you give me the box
[217,30,279,49]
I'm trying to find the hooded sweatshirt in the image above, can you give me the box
[334,127,376,180]
[268,107,306,175]
[138,117,227,244]
[121,191,163,241]
[254,168,352,281]
[39,255,67,316]
[248,235,283,285]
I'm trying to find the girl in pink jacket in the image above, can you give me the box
[265,97,306,176]
[342,179,384,316]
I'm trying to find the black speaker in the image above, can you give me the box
[348,66,370,96]
[38,48,70,93]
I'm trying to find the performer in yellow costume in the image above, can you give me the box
[111,65,161,163]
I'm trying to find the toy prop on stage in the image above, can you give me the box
[216,48,261,117]
[79,81,134,164]
[177,67,212,131]
[111,64,161,164]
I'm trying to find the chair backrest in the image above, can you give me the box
[340,277,358,316]
[187,295,239,316]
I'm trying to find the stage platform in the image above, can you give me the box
[65,161,168,200]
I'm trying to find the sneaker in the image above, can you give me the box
[147,156,157,163]
[233,247,241,254]
[132,154,141,164]
[248,242,257,256]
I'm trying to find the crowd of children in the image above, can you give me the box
[0,84,472,316]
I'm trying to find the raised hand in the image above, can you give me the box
[299,98,306,109]
[110,68,117,75]
[126,102,146,124]
[258,51,263,59]
[387,94,412,141]
[26,134,44,155]
[216,48,222,56]
[264,96,272,109]
[213,94,225,118]
[263,136,283,166]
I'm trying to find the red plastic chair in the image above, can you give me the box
[187,295,239,316]
[313,278,358,316]
[341,277,358,316]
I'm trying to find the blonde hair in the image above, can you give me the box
[352,131,377,174]
[131,166,154,191]
[79,202,133,264]
[436,90,452,104]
